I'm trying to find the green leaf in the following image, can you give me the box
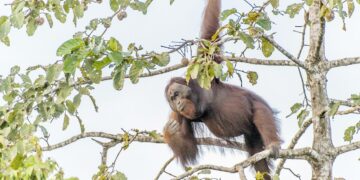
[55,9,67,23]
[130,1,148,14]
[66,100,76,115]
[65,177,80,180]
[12,1,25,13]
[238,32,255,49]
[57,84,73,103]
[344,126,356,142]
[74,4,84,18]
[39,125,49,138]
[272,174,280,180]
[108,52,123,65]
[347,0,355,17]
[93,57,112,70]
[10,65,20,75]
[170,0,175,5]
[88,70,102,84]
[26,18,37,36]
[1,36,10,46]
[190,63,200,79]
[255,171,266,180]
[247,71,258,85]
[63,56,80,74]
[46,64,63,84]
[110,0,120,11]
[129,61,143,84]
[329,101,341,118]
[153,52,170,67]
[256,15,271,30]
[285,3,304,18]
[63,114,70,130]
[10,153,25,170]
[213,63,222,78]
[108,37,122,51]
[261,37,274,57]
[111,171,127,180]
[0,16,11,39]
[45,13,54,28]
[351,94,360,105]
[148,130,160,139]
[305,0,314,6]
[10,12,25,29]
[336,0,345,19]
[226,60,234,75]
[287,103,303,117]
[220,8,237,21]
[270,0,279,8]
[297,109,309,127]
[113,65,126,90]
[57,38,84,56]
[73,94,82,108]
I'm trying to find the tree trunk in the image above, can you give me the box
[306,1,334,179]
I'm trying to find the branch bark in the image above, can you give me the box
[327,57,360,70]
[41,132,246,152]
[154,156,175,180]
[262,35,307,70]
[275,118,312,174]
[306,0,334,179]
[174,147,320,180]
[226,56,297,66]
[331,141,360,156]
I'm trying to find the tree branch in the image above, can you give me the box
[41,132,246,151]
[261,35,307,70]
[275,118,312,174]
[330,99,355,107]
[94,63,187,83]
[154,156,175,180]
[226,56,297,66]
[238,166,247,180]
[336,106,360,115]
[331,141,360,156]
[174,147,320,179]
[327,57,360,70]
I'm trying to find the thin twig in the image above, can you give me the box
[154,156,175,180]
[275,118,312,174]
[42,132,246,151]
[262,35,308,70]
[295,21,310,107]
[283,167,302,180]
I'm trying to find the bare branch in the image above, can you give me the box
[295,22,310,107]
[41,132,246,151]
[283,167,301,180]
[262,35,307,70]
[331,141,360,156]
[336,106,360,115]
[154,156,175,180]
[275,119,312,174]
[174,147,320,179]
[330,99,355,107]
[226,56,297,66]
[97,63,186,83]
[238,166,247,180]
[327,57,360,70]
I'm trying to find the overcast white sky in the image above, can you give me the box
[1,0,360,179]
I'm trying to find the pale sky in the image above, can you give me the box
[1,0,360,179]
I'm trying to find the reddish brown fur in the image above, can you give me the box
[164,78,281,177]
[199,0,223,63]
[163,111,198,165]
[163,0,281,178]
